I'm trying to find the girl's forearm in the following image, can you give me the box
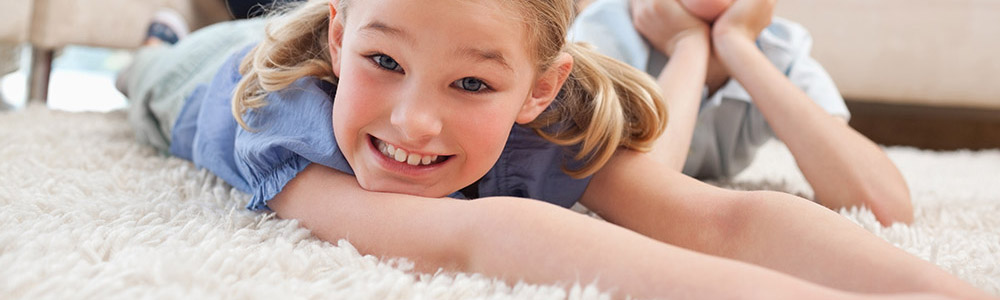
[273,165,851,299]
[464,197,853,300]
[583,151,990,299]
[722,190,985,298]
[651,33,711,171]
[269,164,472,273]
[712,33,913,225]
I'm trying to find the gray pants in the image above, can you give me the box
[123,19,264,153]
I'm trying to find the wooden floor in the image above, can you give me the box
[847,101,1000,150]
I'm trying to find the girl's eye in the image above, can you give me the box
[453,77,489,93]
[371,54,402,72]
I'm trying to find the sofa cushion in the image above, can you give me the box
[29,0,201,50]
[777,0,1000,109]
[0,0,33,44]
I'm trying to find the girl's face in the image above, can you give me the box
[327,0,566,197]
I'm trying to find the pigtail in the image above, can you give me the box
[528,42,668,178]
[232,0,336,130]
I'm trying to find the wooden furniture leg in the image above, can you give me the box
[28,47,53,104]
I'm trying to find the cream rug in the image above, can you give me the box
[1,105,998,299]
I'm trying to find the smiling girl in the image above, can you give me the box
[118,0,993,299]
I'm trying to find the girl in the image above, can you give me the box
[569,0,914,226]
[119,0,993,298]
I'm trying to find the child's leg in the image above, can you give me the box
[581,149,992,299]
[121,19,264,152]
[116,9,190,97]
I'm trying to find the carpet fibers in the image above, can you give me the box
[2,105,998,299]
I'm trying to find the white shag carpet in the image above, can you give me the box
[1,105,998,299]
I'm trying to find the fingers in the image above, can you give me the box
[681,0,734,22]
[630,0,709,55]
[712,0,776,42]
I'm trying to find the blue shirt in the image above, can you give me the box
[169,46,590,211]
[567,0,850,178]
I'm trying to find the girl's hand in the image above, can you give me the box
[630,0,710,56]
[712,0,775,43]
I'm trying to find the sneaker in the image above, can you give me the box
[119,9,189,96]
[145,9,189,45]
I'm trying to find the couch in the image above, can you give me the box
[776,0,1000,110]
[0,0,232,102]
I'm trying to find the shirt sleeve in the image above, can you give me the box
[786,49,851,120]
[234,78,354,211]
[566,0,650,70]
[761,17,850,119]
[171,45,255,195]
[476,125,592,208]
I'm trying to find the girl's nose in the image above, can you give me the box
[390,87,443,142]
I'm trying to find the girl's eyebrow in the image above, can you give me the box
[458,47,513,72]
[360,21,415,44]
[361,20,513,72]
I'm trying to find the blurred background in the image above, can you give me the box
[1,0,998,150]
[1,46,128,112]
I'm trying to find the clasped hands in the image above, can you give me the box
[630,0,776,57]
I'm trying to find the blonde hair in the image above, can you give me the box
[232,0,667,178]
[231,0,336,129]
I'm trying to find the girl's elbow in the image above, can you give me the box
[859,179,913,226]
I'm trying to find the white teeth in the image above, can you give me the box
[375,138,441,166]
[394,150,407,162]
[407,153,421,166]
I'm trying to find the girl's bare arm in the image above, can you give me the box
[270,164,864,299]
[713,32,912,225]
[649,35,710,170]
[581,149,991,299]
[630,0,711,170]
[710,0,912,226]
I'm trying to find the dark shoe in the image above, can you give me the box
[145,9,189,45]
[118,9,189,96]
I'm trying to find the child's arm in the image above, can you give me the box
[711,0,913,225]
[630,0,711,170]
[270,164,870,299]
[581,149,992,299]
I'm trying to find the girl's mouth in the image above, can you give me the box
[370,135,450,166]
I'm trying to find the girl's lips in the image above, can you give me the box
[367,135,451,175]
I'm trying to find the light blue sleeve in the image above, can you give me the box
[736,18,850,119]
[234,78,354,211]
[170,46,253,194]
[774,21,851,120]
[566,0,650,71]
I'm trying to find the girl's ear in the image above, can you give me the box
[516,52,574,124]
[328,1,345,77]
